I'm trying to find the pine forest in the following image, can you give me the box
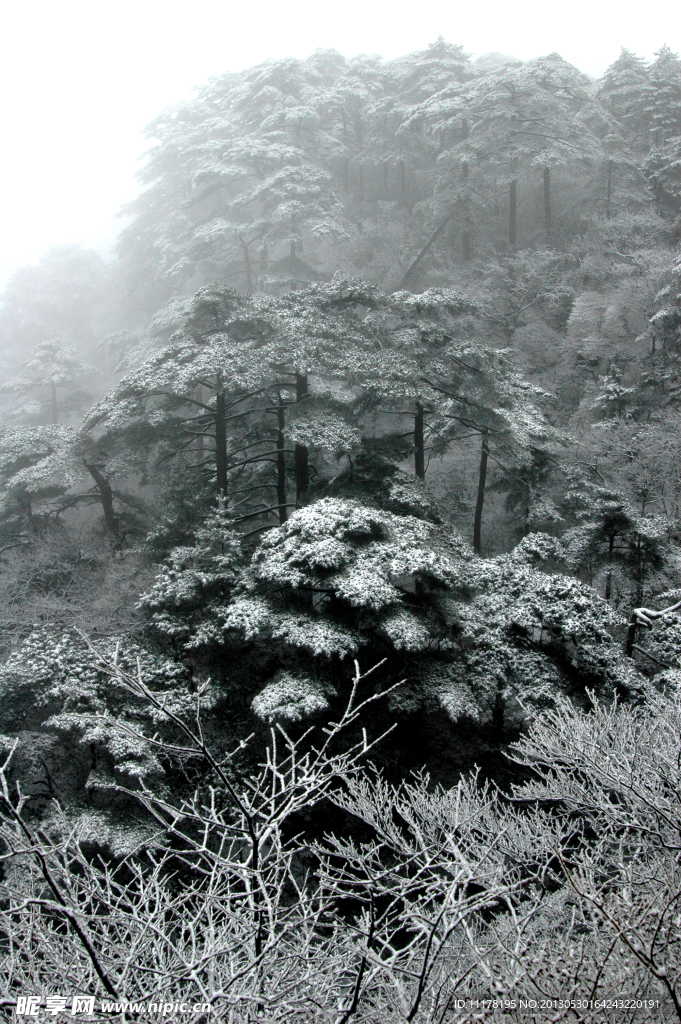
[1,38,681,1021]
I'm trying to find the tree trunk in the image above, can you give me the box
[399,160,406,192]
[259,241,268,273]
[414,402,425,480]
[358,164,364,201]
[342,157,349,192]
[462,229,471,262]
[238,237,252,295]
[625,598,681,657]
[397,216,451,291]
[20,490,34,532]
[51,382,58,424]
[605,532,615,602]
[473,432,488,556]
[462,158,471,259]
[492,683,505,743]
[462,126,471,262]
[543,166,552,237]
[194,384,205,464]
[290,240,296,259]
[354,109,363,151]
[215,384,227,496]
[84,462,120,545]
[606,159,613,219]
[634,535,644,606]
[276,395,288,524]
[625,614,638,658]
[509,180,517,248]
[294,373,309,503]
[383,161,389,192]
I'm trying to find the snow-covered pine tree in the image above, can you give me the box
[417,54,604,248]
[643,45,681,148]
[0,628,217,854]
[0,420,149,550]
[0,340,98,425]
[140,496,641,754]
[0,246,108,366]
[116,51,358,302]
[598,48,650,149]
[0,426,81,549]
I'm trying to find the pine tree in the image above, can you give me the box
[644,45,681,147]
[117,52,358,300]
[140,497,641,747]
[0,341,98,424]
[0,628,214,851]
[644,136,681,217]
[599,48,650,146]
[0,426,80,548]
[419,53,603,248]
[0,246,109,366]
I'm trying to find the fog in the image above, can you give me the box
[0,0,678,287]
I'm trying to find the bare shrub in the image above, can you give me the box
[0,651,679,1021]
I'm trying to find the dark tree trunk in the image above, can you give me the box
[461,118,469,185]
[51,382,58,424]
[543,166,552,236]
[343,157,349,192]
[294,373,309,503]
[606,159,613,219]
[397,216,451,291]
[462,230,471,262]
[84,462,120,545]
[20,490,34,532]
[492,684,505,743]
[462,160,471,260]
[399,160,406,192]
[194,384,205,464]
[276,395,288,524]
[215,385,227,496]
[634,536,644,606]
[354,109,363,151]
[290,214,297,259]
[239,237,252,294]
[473,432,488,556]
[625,615,638,658]
[462,125,471,261]
[509,180,517,247]
[358,164,364,201]
[605,532,615,601]
[414,402,425,480]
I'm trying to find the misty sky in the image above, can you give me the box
[0,0,678,290]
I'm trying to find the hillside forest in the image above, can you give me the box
[1,39,681,1021]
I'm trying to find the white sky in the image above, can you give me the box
[0,0,678,290]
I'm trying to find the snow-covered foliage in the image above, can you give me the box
[251,669,330,723]
[0,340,98,424]
[141,498,642,735]
[4,34,681,908]
[138,503,244,640]
[0,627,216,847]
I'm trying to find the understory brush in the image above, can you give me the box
[0,655,680,1022]
[0,529,152,652]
